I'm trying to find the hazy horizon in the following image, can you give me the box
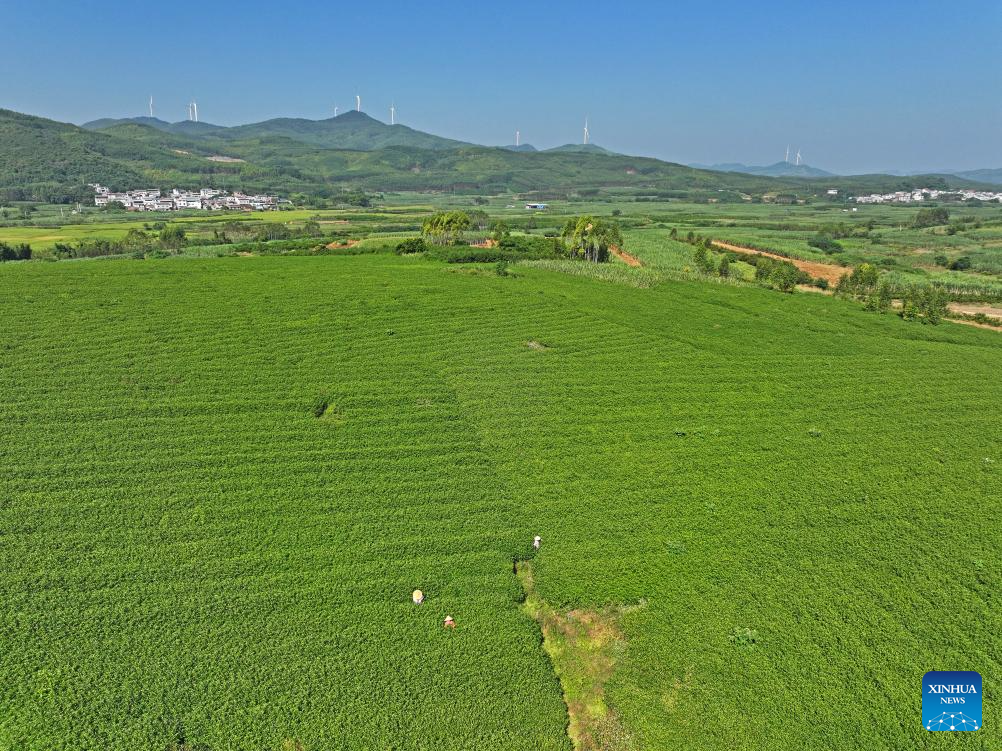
[2,0,999,174]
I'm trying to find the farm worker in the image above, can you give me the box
[533,535,541,550]
[412,589,424,605]
[443,615,456,629]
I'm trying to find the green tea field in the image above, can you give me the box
[1,254,999,750]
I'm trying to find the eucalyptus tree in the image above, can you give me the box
[561,216,623,262]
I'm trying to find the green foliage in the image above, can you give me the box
[752,256,807,292]
[912,207,950,228]
[0,242,31,261]
[899,284,948,324]
[158,225,187,249]
[836,262,880,298]
[729,627,760,650]
[255,223,292,242]
[864,280,893,313]
[422,211,471,245]
[395,237,428,255]
[561,216,623,263]
[807,234,842,254]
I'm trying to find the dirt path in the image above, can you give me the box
[712,241,848,285]
[610,245,642,267]
[947,317,1002,332]
[948,302,1002,318]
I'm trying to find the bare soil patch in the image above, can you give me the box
[326,240,360,249]
[609,245,642,268]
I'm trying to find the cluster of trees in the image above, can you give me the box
[674,230,736,279]
[0,242,31,261]
[51,226,187,259]
[913,207,950,228]
[561,216,622,263]
[899,285,948,324]
[752,256,809,292]
[422,211,471,245]
[835,263,880,298]
[835,262,947,324]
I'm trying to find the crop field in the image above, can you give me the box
[1,252,999,750]
[6,195,1002,299]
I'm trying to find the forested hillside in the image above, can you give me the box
[0,108,989,202]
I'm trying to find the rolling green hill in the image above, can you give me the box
[0,252,998,749]
[545,143,618,155]
[81,116,227,136]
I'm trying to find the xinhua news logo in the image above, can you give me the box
[923,671,981,731]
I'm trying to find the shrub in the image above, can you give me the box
[913,207,949,228]
[949,256,972,271]
[808,234,842,254]
[0,242,31,261]
[729,627,760,650]
[159,225,187,249]
[395,238,428,255]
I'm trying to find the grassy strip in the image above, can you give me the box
[517,563,638,751]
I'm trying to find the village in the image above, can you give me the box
[854,188,1002,204]
[91,184,285,211]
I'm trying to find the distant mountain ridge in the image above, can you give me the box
[691,161,836,178]
[949,168,1002,186]
[83,110,468,151]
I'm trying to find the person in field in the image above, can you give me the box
[443,615,455,629]
[533,535,541,550]
[412,589,424,605]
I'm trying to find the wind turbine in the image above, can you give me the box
[356,94,361,112]
[795,149,802,166]
[390,102,396,125]
[333,104,339,117]
[515,129,520,147]
[785,144,790,163]
[149,96,154,118]
[583,117,590,145]
[192,100,198,123]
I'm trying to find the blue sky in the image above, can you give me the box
[1,0,999,173]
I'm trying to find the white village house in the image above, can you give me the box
[90,184,286,212]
